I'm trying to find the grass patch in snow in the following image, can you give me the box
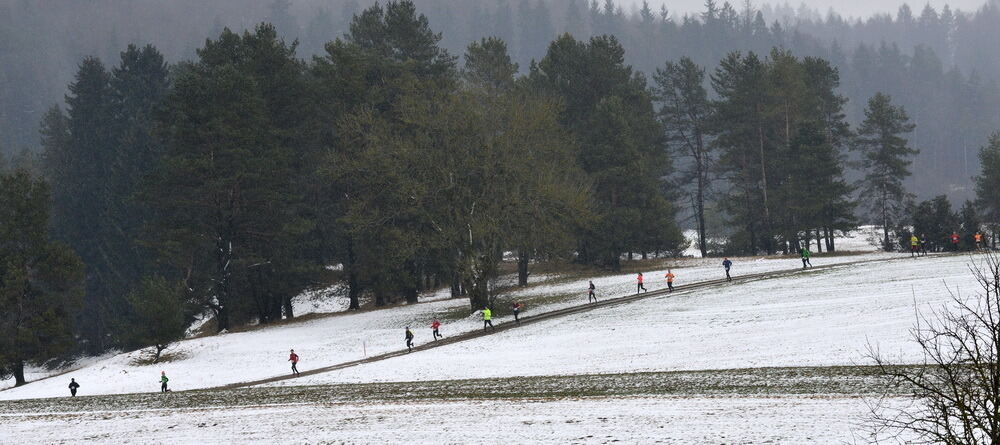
[128,349,191,366]
[0,365,914,415]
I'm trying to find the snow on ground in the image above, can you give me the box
[0,352,120,392]
[0,395,893,444]
[274,252,984,386]
[681,225,882,257]
[0,247,897,400]
[0,224,916,399]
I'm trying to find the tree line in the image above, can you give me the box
[3,0,1000,385]
[3,0,1000,204]
[8,0,668,379]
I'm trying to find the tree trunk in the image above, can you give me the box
[347,270,361,310]
[347,245,361,310]
[283,296,294,320]
[467,276,490,310]
[154,344,166,363]
[757,119,773,254]
[404,260,419,304]
[517,250,529,287]
[882,194,891,252]
[403,288,418,304]
[214,233,234,333]
[451,272,462,298]
[215,305,230,332]
[815,229,823,253]
[695,141,708,257]
[641,251,648,260]
[13,360,26,387]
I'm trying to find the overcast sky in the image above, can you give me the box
[628,0,990,20]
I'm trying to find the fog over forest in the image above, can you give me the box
[4,0,1000,404]
[2,0,999,201]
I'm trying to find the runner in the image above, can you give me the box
[976,232,984,250]
[512,302,522,323]
[405,327,415,352]
[920,234,929,256]
[637,273,647,293]
[160,371,169,393]
[801,248,813,268]
[588,280,597,303]
[722,258,733,282]
[950,231,960,251]
[482,307,494,330]
[288,349,301,377]
[665,269,675,292]
[910,234,920,257]
[68,378,80,397]
[431,319,442,340]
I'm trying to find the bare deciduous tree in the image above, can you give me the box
[866,250,1000,444]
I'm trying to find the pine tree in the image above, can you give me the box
[530,34,682,268]
[348,0,456,80]
[959,200,981,251]
[854,92,918,251]
[913,195,957,252]
[41,46,170,353]
[710,51,773,253]
[314,0,461,308]
[0,170,85,386]
[653,57,713,257]
[146,24,307,331]
[976,131,1000,246]
[463,37,518,91]
[42,57,118,352]
[118,276,187,363]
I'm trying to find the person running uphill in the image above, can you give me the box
[431,319,442,340]
[976,232,984,250]
[160,371,169,393]
[512,302,522,323]
[910,234,920,257]
[405,327,415,352]
[951,232,960,251]
[665,269,675,292]
[801,248,812,268]
[68,378,80,397]
[482,307,494,330]
[588,280,597,303]
[288,349,301,377]
[722,258,733,282]
[637,273,647,293]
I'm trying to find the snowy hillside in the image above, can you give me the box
[0,227,943,399]
[1,246,960,401]
[272,252,980,385]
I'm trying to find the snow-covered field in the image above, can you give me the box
[0,237,896,400]
[0,225,979,444]
[274,252,979,386]
[0,395,893,444]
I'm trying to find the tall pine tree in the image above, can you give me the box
[0,170,84,386]
[854,92,918,251]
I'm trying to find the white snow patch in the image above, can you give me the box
[0,396,898,444]
[275,253,980,386]
[0,243,947,400]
